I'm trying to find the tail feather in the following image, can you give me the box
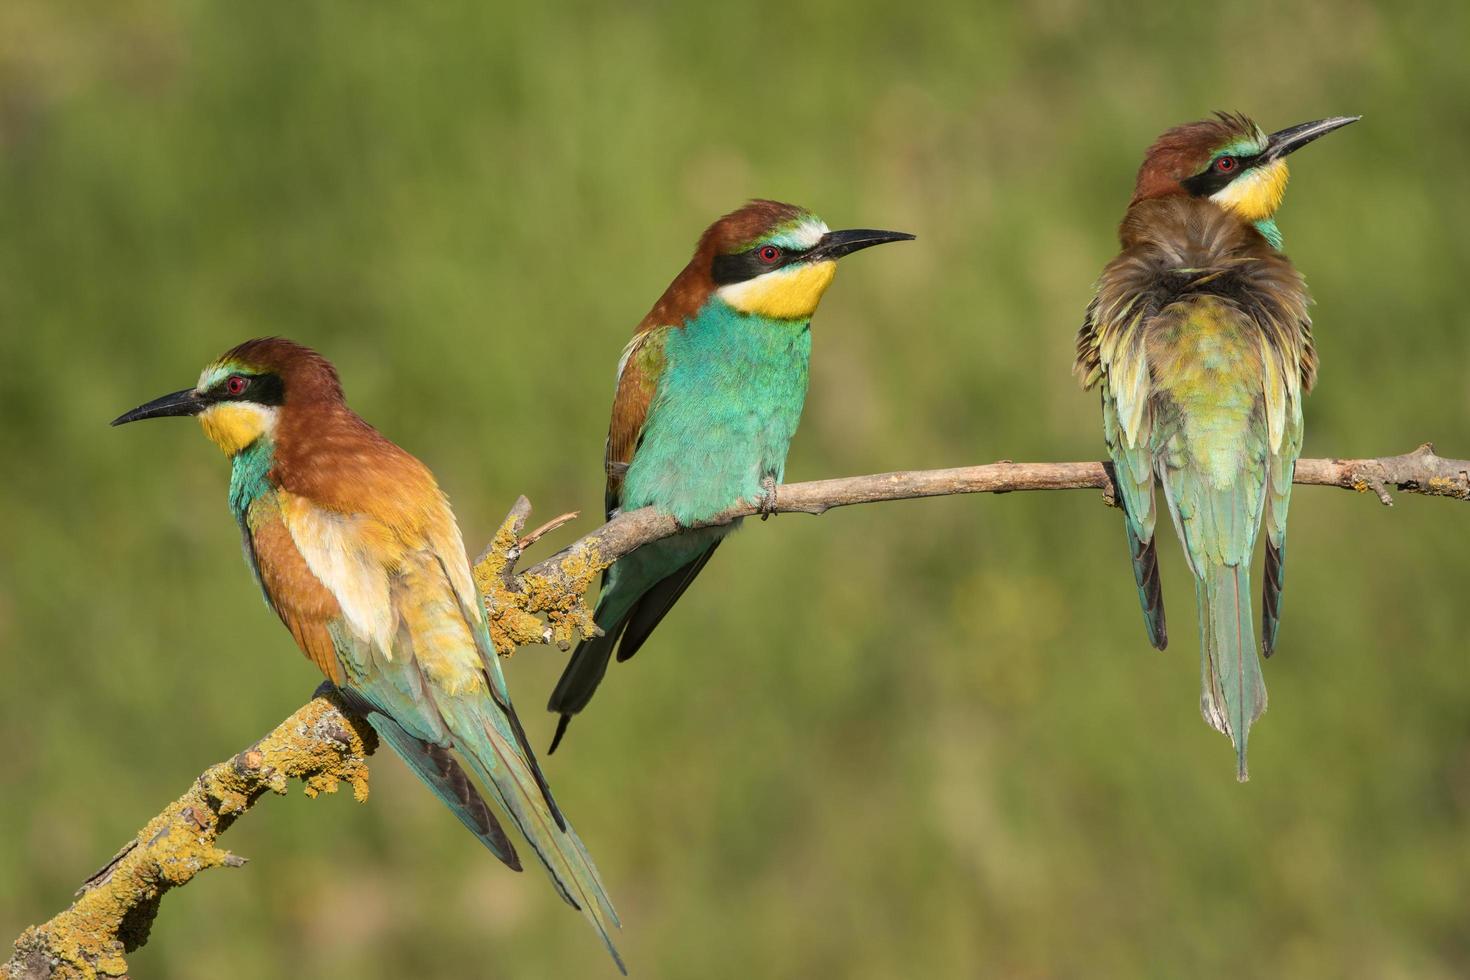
[445,699,625,972]
[493,686,566,831]
[547,625,624,754]
[1125,522,1168,650]
[366,713,520,870]
[548,535,728,752]
[1196,562,1267,781]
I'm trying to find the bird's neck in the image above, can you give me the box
[680,297,813,362]
[1119,197,1284,262]
[228,437,276,522]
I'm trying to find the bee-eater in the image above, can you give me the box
[1075,112,1357,779]
[547,200,913,751]
[112,339,623,969]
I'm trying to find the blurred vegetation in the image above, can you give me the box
[2,1,1468,977]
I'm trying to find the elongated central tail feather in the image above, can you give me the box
[445,698,625,972]
[1196,562,1267,781]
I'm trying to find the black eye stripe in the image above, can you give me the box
[204,372,285,406]
[1181,151,1264,198]
[711,245,808,286]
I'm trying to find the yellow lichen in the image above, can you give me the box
[518,542,604,650]
[1425,476,1468,498]
[474,508,609,656]
[472,512,521,596]
[3,693,377,979]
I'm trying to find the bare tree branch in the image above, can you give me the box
[477,443,1468,646]
[3,688,377,980]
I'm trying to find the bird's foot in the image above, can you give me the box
[758,475,778,521]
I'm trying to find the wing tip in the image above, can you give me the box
[498,842,525,872]
[1262,537,1286,658]
[548,714,572,755]
[1262,623,1279,658]
[1129,528,1169,651]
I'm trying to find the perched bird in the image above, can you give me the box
[1075,112,1357,779]
[548,200,913,751]
[112,339,623,969]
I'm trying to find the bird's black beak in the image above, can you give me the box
[807,228,915,262]
[1263,115,1360,162]
[111,388,204,426]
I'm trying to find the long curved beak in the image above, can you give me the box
[806,228,915,262]
[1264,115,1360,161]
[111,388,204,426]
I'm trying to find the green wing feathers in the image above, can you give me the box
[1101,374,1167,649]
[1125,523,1167,649]
[547,531,725,754]
[1084,294,1168,649]
[300,522,624,971]
[432,684,624,971]
[1078,224,1315,778]
[414,551,624,971]
[1152,297,1276,780]
[1261,364,1305,656]
[362,710,520,869]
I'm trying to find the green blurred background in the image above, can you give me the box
[2,2,1468,977]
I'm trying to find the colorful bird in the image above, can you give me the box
[112,339,623,969]
[548,200,913,751]
[1075,112,1357,779]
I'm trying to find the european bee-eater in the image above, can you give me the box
[1075,112,1358,779]
[547,200,913,751]
[112,339,623,968]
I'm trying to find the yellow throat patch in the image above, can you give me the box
[199,402,277,455]
[1211,159,1290,222]
[718,260,838,320]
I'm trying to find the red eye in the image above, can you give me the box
[225,375,249,396]
[1213,156,1237,173]
[757,245,782,264]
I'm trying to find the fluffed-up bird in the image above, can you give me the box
[1075,112,1358,779]
[113,338,623,969]
[547,200,913,751]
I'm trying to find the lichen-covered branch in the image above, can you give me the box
[475,443,1469,649]
[3,687,377,980]
[473,497,602,656]
[9,445,1464,977]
